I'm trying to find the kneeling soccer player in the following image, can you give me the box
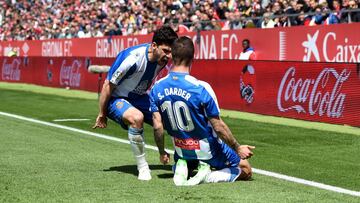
[149,36,255,186]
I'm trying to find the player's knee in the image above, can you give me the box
[124,109,144,128]
[129,133,144,144]
[238,159,252,181]
[239,167,252,180]
[132,112,144,125]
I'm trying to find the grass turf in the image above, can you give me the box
[1,116,359,202]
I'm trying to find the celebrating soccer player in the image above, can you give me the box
[150,36,255,185]
[93,26,178,181]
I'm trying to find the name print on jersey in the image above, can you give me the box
[157,87,192,101]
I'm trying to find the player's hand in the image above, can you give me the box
[93,115,107,129]
[159,151,170,165]
[237,145,255,159]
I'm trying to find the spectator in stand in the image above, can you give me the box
[231,10,244,29]
[216,1,229,19]
[309,0,319,11]
[347,0,360,22]
[323,5,340,25]
[239,39,256,60]
[261,12,276,28]
[210,18,223,30]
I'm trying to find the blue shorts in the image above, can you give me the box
[107,95,153,130]
[174,142,240,170]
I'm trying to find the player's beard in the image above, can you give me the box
[159,56,169,66]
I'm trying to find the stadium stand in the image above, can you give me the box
[0,0,359,41]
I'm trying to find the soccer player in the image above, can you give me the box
[92,26,178,181]
[150,36,255,185]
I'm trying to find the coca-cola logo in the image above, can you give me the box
[2,58,21,81]
[277,67,350,118]
[60,60,82,87]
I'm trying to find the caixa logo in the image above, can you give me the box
[277,67,350,118]
[60,59,82,87]
[302,30,360,62]
[2,58,21,81]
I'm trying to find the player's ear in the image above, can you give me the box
[151,42,158,50]
[150,42,159,54]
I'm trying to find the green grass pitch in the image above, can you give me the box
[0,82,359,202]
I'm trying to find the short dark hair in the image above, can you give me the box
[152,26,178,46]
[171,36,194,67]
[242,39,250,44]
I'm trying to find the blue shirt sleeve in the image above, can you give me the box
[200,83,220,118]
[149,87,159,113]
[107,53,137,85]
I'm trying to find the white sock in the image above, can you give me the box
[204,167,241,183]
[136,154,148,170]
[128,127,148,170]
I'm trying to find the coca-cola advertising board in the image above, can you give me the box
[0,57,113,92]
[191,60,360,127]
[1,23,359,62]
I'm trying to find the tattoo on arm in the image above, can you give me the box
[153,112,166,155]
[209,116,240,151]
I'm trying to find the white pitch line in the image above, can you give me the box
[0,111,359,197]
[53,118,90,122]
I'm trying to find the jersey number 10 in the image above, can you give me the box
[161,101,195,132]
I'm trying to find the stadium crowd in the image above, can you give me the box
[0,0,359,41]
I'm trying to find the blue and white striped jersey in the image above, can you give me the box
[107,43,164,99]
[149,71,223,161]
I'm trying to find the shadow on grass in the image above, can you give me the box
[103,164,173,179]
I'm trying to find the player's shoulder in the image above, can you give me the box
[184,75,213,91]
[185,75,217,100]
[114,43,149,67]
[123,43,149,58]
[152,74,170,89]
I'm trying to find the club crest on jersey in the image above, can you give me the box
[174,137,200,150]
[116,101,124,109]
[239,64,256,104]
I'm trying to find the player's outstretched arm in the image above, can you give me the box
[209,116,255,159]
[93,80,114,129]
[152,112,170,164]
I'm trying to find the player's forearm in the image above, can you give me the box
[153,113,166,155]
[98,81,112,116]
[221,122,241,150]
[210,117,240,151]
[154,128,166,154]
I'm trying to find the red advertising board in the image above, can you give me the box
[1,23,359,62]
[0,57,113,92]
[1,57,359,127]
[191,60,360,127]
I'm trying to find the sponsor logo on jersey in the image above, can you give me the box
[174,137,200,150]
